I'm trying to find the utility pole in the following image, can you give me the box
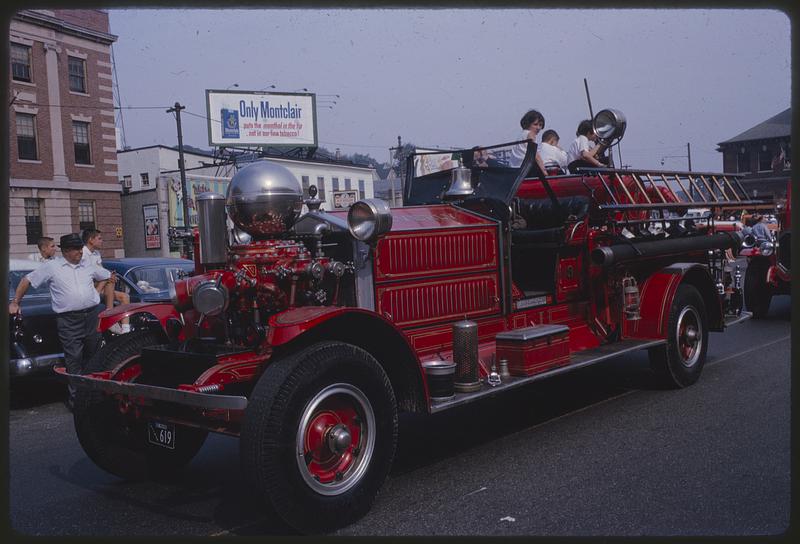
[166,102,192,258]
[389,135,403,206]
[687,142,692,172]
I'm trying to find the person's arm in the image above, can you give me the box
[535,151,548,177]
[8,277,30,314]
[580,143,605,167]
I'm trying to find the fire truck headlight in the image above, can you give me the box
[593,109,627,145]
[348,199,393,242]
[192,281,229,316]
[759,241,775,256]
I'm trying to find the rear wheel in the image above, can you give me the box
[744,258,772,318]
[649,284,709,388]
[240,341,397,533]
[74,330,207,481]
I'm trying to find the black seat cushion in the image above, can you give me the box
[517,196,590,229]
[511,227,564,246]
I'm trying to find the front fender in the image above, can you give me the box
[625,263,723,339]
[97,302,180,333]
[267,306,428,414]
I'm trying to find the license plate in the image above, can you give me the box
[147,421,175,450]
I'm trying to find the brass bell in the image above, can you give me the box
[444,157,473,200]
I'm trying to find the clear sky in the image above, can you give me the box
[108,8,791,172]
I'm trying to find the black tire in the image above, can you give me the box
[744,258,772,319]
[74,329,207,481]
[648,284,709,388]
[240,341,398,534]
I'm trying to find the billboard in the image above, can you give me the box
[206,90,317,148]
[164,174,230,227]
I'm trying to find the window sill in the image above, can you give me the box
[69,91,90,97]
[12,80,36,87]
[17,158,42,164]
[74,163,95,168]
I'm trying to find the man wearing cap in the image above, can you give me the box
[751,213,772,243]
[8,233,111,381]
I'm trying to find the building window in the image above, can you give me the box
[358,179,365,198]
[68,56,87,93]
[736,148,749,174]
[758,146,772,172]
[317,176,325,201]
[24,198,43,245]
[345,178,352,190]
[73,121,91,164]
[332,177,339,191]
[140,172,150,187]
[16,113,37,160]
[11,43,31,82]
[79,200,96,233]
[301,175,310,196]
[122,175,132,189]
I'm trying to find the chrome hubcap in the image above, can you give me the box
[677,305,702,367]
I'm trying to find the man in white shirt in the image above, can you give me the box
[9,233,111,378]
[83,228,130,334]
[539,130,569,173]
[28,236,56,262]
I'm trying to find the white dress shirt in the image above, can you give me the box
[25,256,111,313]
[539,142,569,170]
[567,135,595,165]
[82,246,102,267]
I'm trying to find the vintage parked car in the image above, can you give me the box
[7,257,193,378]
[740,181,792,318]
[8,259,64,378]
[60,109,758,533]
[103,258,194,303]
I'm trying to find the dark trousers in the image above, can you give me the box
[56,304,103,375]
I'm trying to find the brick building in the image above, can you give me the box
[717,108,792,202]
[8,9,123,259]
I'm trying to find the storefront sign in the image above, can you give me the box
[333,190,358,209]
[142,204,161,249]
[206,90,317,148]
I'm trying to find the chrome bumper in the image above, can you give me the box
[10,353,64,377]
[53,367,248,411]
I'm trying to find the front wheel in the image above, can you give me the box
[649,284,709,388]
[74,330,208,481]
[744,259,772,318]
[240,341,398,533]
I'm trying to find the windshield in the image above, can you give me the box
[126,264,193,294]
[404,140,535,206]
[8,270,50,298]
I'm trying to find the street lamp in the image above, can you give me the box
[226,83,239,90]
[260,84,276,91]
[292,87,309,92]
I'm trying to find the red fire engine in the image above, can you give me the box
[740,180,791,317]
[59,109,758,532]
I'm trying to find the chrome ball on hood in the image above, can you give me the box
[225,160,303,237]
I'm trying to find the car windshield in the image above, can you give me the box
[126,264,193,294]
[8,270,50,298]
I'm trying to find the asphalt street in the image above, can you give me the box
[6,295,791,537]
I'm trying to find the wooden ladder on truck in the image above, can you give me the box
[574,167,763,220]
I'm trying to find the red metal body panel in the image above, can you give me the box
[375,273,502,328]
[374,227,498,281]
[97,302,179,332]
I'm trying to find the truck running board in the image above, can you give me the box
[430,338,666,413]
